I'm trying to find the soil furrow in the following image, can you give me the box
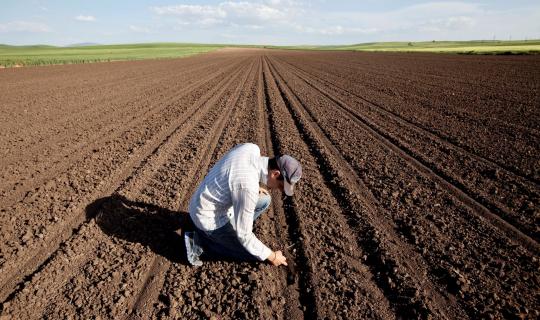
[267,56,460,319]
[128,59,256,320]
[267,53,538,318]
[287,54,540,139]
[0,57,228,166]
[280,58,540,185]
[250,56,303,320]
[62,62,251,320]
[0,58,251,319]
[316,54,539,111]
[262,57,315,319]
[264,56,397,319]
[298,52,540,116]
[151,57,282,320]
[1,49,538,320]
[0,59,248,303]
[276,58,540,246]
[278,53,540,180]
[0,57,244,241]
[0,55,230,134]
[0,59,245,209]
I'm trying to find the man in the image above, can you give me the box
[184,143,302,267]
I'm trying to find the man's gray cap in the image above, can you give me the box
[277,155,302,196]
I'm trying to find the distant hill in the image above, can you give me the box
[1,40,539,68]
[0,43,225,67]
[270,40,540,54]
[0,44,57,48]
[67,42,101,47]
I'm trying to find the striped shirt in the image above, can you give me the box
[188,143,272,261]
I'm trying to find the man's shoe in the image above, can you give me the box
[184,231,203,266]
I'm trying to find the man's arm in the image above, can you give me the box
[232,186,287,266]
[258,187,287,266]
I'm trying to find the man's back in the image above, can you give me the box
[188,143,261,231]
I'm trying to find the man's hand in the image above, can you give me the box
[267,250,288,266]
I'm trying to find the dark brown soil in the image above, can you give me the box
[0,49,538,319]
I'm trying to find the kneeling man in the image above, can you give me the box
[184,143,302,267]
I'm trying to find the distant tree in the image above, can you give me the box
[408,42,413,46]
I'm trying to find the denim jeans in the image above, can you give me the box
[186,192,271,265]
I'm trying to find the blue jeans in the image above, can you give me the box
[186,193,271,264]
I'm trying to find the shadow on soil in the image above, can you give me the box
[86,194,191,264]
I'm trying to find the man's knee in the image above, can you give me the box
[257,193,271,212]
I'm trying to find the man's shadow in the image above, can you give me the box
[85,194,192,264]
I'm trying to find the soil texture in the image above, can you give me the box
[0,49,539,319]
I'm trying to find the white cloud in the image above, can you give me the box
[149,1,484,38]
[289,1,486,40]
[0,21,51,33]
[418,16,476,33]
[151,1,297,27]
[265,0,294,5]
[295,24,378,36]
[129,25,151,33]
[75,15,96,22]
[401,1,480,17]
[151,4,226,25]
[148,1,540,44]
[223,1,287,21]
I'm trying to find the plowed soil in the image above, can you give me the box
[0,49,539,320]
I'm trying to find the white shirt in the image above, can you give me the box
[188,143,272,261]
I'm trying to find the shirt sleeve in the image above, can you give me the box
[231,186,272,261]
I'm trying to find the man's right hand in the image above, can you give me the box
[268,250,288,266]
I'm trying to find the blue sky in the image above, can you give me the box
[1,1,539,46]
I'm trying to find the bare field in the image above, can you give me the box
[0,49,538,319]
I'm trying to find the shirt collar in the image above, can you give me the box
[259,156,269,185]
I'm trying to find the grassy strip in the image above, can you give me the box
[264,40,540,55]
[2,40,539,68]
[0,43,226,67]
